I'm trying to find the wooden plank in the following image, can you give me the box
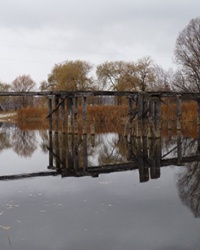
[0,90,199,99]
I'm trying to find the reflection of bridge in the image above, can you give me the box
[1,131,200,182]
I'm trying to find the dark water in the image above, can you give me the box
[0,124,200,249]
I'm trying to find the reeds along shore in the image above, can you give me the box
[16,101,198,137]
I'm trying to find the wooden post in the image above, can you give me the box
[47,96,53,132]
[61,97,66,133]
[73,97,78,134]
[150,95,161,138]
[55,95,59,133]
[48,131,54,169]
[137,133,149,182]
[148,98,153,138]
[197,126,200,154]
[82,134,88,171]
[197,99,200,126]
[138,156,149,183]
[137,92,144,120]
[176,95,182,131]
[142,136,148,157]
[82,96,87,134]
[67,98,73,134]
[67,134,73,171]
[128,97,133,135]
[150,138,161,179]
[73,134,79,171]
[155,95,161,138]
[197,99,200,153]
[55,132,60,171]
[136,92,143,138]
[62,133,67,170]
[177,131,182,165]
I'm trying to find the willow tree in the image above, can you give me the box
[48,60,93,91]
[96,57,155,91]
[174,17,200,91]
[96,61,137,91]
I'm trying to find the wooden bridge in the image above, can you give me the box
[1,90,200,136]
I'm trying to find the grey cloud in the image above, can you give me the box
[0,0,199,31]
[0,0,199,82]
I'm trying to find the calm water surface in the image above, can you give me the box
[0,124,200,250]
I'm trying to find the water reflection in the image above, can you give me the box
[1,126,200,249]
[0,123,37,157]
[1,126,200,219]
[12,130,37,157]
[45,131,200,183]
[0,127,200,183]
[177,161,200,217]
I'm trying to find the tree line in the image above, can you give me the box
[0,17,199,109]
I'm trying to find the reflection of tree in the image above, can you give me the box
[177,162,200,217]
[39,130,49,153]
[0,124,14,152]
[0,133,11,151]
[12,129,37,157]
[98,135,127,165]
[162,135,197,159]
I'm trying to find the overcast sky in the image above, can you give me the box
[0,0,200,87]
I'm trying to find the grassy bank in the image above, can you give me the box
[16,101,198,122]
[15,101,198,136]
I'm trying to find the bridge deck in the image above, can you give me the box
[0,90,199,99]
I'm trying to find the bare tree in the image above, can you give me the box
[174,17,200,91]
[0,82,12,110]
[152,65,172,91]
[11,75,36,108]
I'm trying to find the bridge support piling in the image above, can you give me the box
[67,98,73,134]
[128,97,133,135]
[55,132,61,171]
[47,96,53,132]
[177,131,182,165]
[48,131,54,169]
[150,95,161,138]
[61,133,67,170]
[149,138,161,179]
[61,97,66,133]
[176,95,182,131]
[73,97,78,134]
[82,96,87,134]
[148,98,153,138]
[55,95,59,134]
[137,92,148,137]
[197,99,200,125]
[197,99,200,152]
[82,134,88,171]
